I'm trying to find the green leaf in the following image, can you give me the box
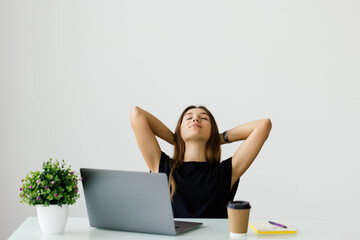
[20,158,80,206]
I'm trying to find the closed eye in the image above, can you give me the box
[187,117,207,120]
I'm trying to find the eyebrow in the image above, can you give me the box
[184,112,209,116]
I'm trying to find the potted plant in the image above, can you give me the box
[19,158,80,234]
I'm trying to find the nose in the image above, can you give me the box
[193,116,200,122]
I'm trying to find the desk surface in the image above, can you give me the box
[9,217,344,240]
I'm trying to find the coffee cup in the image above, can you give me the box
[227,201,251,238]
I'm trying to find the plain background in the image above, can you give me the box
[1,0,359,239]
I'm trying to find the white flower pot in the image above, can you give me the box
[37,205,69,234]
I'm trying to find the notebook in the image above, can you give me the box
[249,221,297,234]
[80,168,203,235]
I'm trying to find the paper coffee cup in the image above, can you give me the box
[227,201,251,238]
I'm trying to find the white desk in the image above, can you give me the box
[9,217,344,240]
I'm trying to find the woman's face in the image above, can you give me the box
[180,108,212,143]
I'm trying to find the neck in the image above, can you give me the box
[183,142,207,162]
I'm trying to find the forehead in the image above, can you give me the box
[184,108,209,116]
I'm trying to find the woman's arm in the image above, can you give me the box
[130,106,174,172]
[220,119,272,189]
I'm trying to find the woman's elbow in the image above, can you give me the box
[130,106,142,118]
[130,106,142,127]
[262,118,272,131]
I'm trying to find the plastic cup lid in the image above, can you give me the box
[227,201,251,209]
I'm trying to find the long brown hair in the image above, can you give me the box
[169,105,221,200]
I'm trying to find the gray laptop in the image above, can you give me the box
[80,168,203,235]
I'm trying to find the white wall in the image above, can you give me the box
[1,0,359,239]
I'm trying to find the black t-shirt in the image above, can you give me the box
[158,151,239,218]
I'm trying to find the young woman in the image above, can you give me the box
[130,105,272,218]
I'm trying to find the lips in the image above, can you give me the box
[190,123,202,128]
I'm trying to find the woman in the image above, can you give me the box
[130,105,272,218]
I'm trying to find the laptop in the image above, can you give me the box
[80,168,203,235]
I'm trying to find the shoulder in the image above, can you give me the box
[219,156,233,168]
[215,156,234,179]
[159,151,171,174]
[207,156,233,175]
[219,156,239,194]
[160,151,171,162]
